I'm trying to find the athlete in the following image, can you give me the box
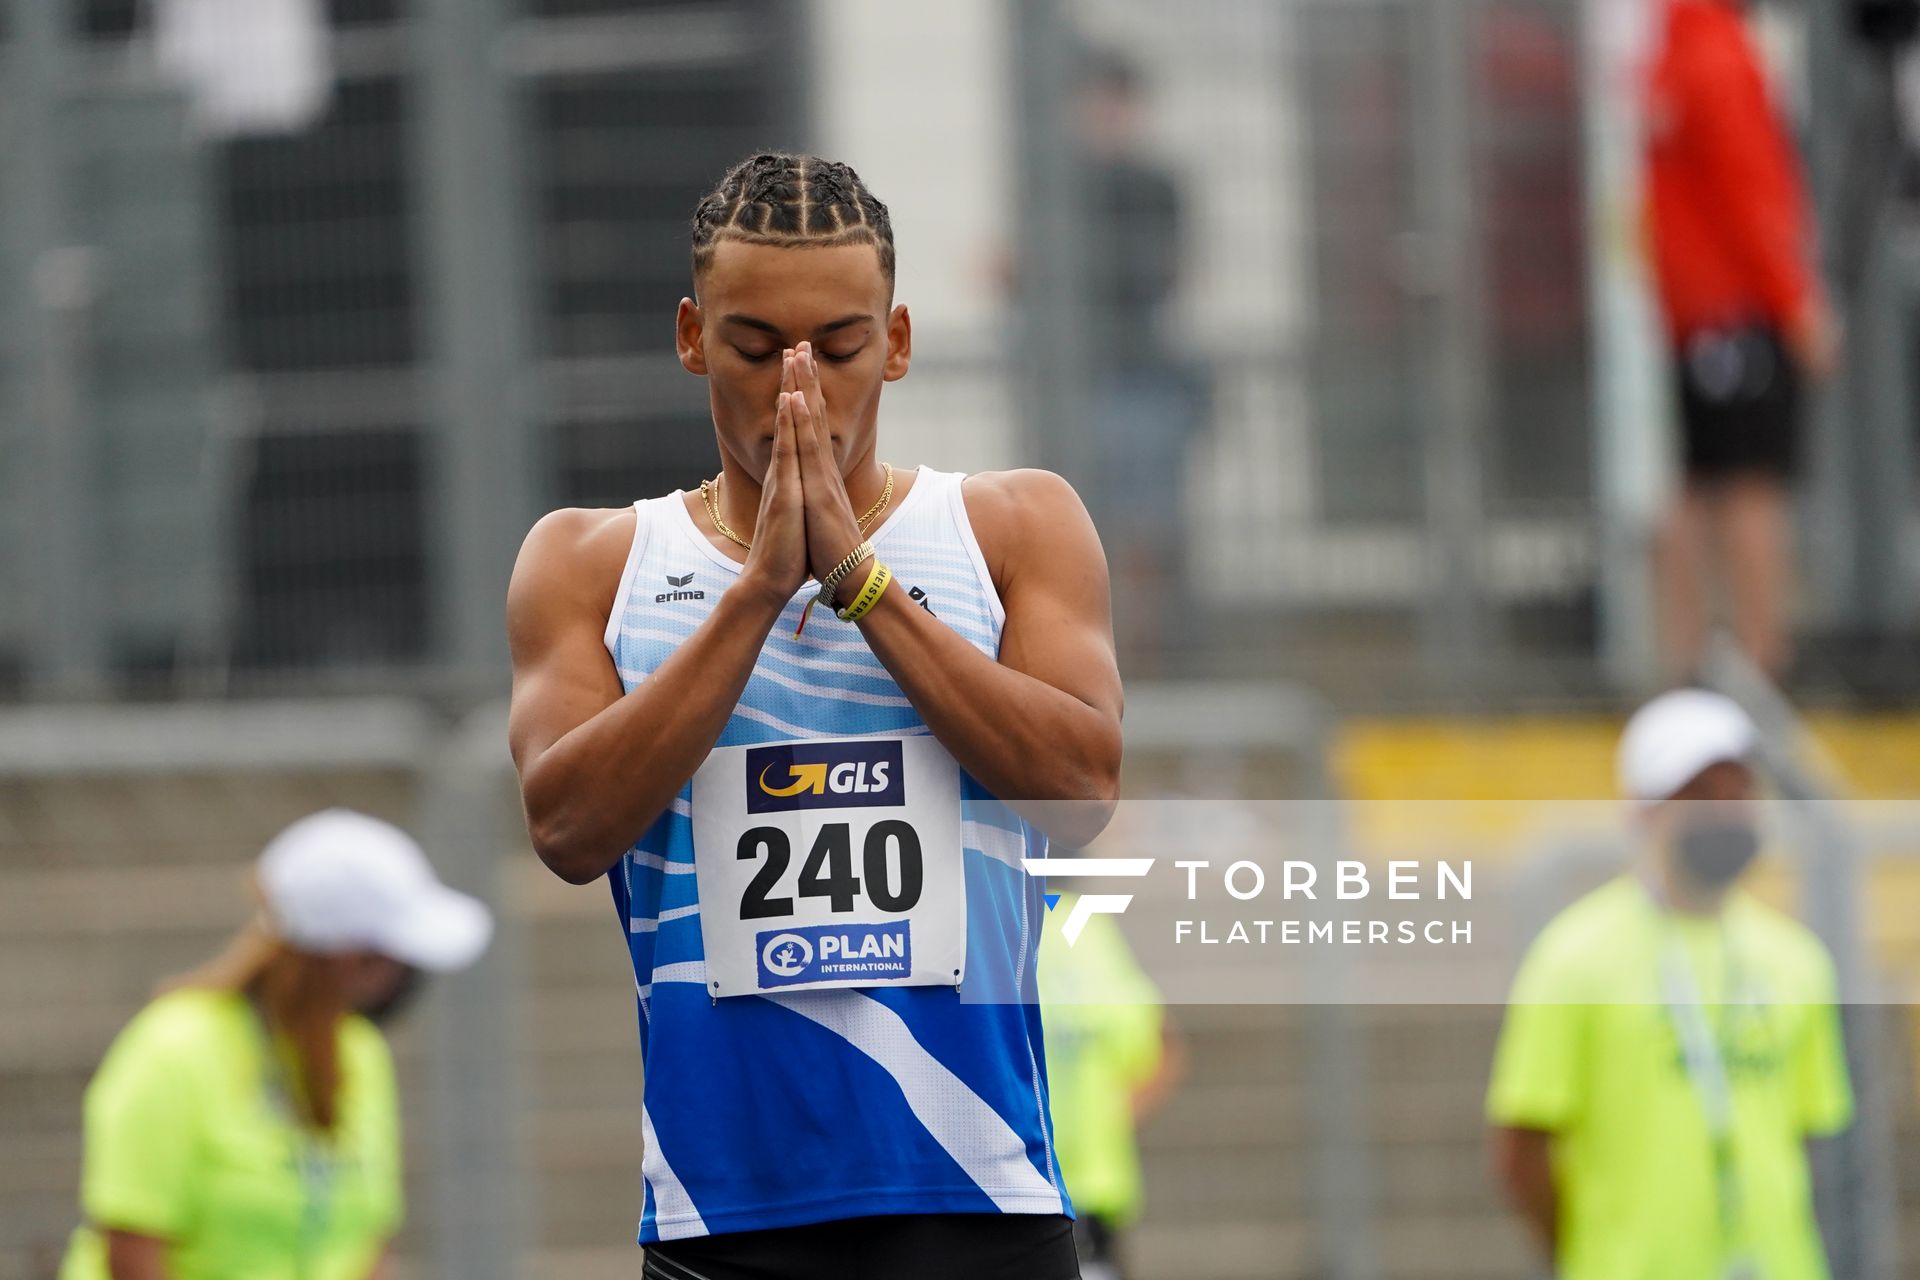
[507,153,1123,1280]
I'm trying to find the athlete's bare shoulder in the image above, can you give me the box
[507,505,638,642]
[959,468,1100,587]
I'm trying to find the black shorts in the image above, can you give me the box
[642,1213,1081,1280]
[1072,1214,1124,1280]
[1676,325,1801,481]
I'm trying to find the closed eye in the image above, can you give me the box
[732,347,778,363]
[819,346,866,364]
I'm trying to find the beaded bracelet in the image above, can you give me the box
[795,540,875,635]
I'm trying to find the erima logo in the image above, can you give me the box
[907,585,936,615]
[746,740,904,813]
[756,922,911,987]
[1022,857,1156,946]
[656,571,705,603]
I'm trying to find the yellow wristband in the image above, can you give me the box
[836,560,892,622]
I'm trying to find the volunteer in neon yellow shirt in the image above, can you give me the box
[1039,892,1182,1280]
[62,810,491,1280]
[1487,690,1853,1280]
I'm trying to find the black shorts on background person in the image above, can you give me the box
[1677,324,1800,480]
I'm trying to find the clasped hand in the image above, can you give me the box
[742,342,870,606]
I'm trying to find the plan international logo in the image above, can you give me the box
[755,923,912,988]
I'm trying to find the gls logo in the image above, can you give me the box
[745,740,905,813]
[656,572,706,603]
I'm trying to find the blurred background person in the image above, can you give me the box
[1038,893,1184,1280]
[59,810,491,1280]
[1071,45,1198,674]
[1645,0,1837,684]
[1486,689,1853,1280]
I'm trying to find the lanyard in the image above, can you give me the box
[246,1003,340,1280]
[1654,912,1760,1279]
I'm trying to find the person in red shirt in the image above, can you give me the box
[1644,0,1838,681]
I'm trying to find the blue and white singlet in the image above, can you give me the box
[600,466,1069,1243]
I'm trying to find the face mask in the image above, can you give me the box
[1675,821,1760,887]
[359,966,423,1026]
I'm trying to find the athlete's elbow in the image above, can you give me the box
[526,808,622,885]
[1045,799,1118,850]
[536,837,620,886]
[1083,720,1123,807]
[1046,731,1122,845]
[540,848,611,886]
[1076,764,1122,832]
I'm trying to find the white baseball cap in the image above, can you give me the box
[257,809,493,972]
[1616,689,1759,805]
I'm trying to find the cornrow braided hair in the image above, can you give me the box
[691,152,896,287]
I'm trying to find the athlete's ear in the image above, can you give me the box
[676,297,709,376]
[882,303,912,382]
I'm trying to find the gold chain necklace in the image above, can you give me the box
[700,462,895,551]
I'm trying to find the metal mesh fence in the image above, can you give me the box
[0,0,802,695]
[0,0,1915,693]
[1009,0,1601,695]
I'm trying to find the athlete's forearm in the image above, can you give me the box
[523,580,787,883]
[854,590,1121,845]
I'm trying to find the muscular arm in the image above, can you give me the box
[511,379,816,884]
[1489,1125,1558,1261]
[848,469,1123,844]
[104,1230,168,1280]
[507,508,787,882]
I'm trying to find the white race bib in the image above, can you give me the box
[690,734,968,997]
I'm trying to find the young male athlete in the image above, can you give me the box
[507,153,1122,1280]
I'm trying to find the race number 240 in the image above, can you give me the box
[736,821,923,919]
